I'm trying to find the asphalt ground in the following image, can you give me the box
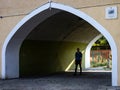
[0,70,120,90]
[0,67,120,90]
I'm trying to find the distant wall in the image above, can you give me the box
[20,40,87,77]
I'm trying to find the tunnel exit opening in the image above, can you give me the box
[2,2,117,86]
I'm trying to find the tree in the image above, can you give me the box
[92,36,110,50]
[93,36,109,46]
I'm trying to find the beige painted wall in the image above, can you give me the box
[0,15,25,78]
[0,0,120,16]
[0,0,120,85]
[0,0,48,16]
[53,0,120,9]
[0,0,48,77]
[80,5,120,85]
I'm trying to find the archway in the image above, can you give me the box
[85,34,103,68]
[2,2,117,86]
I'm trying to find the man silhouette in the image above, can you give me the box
[74,48,82,75]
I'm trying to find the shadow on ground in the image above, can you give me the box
[0,71,117,90]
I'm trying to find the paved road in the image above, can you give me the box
[0,71,120,90]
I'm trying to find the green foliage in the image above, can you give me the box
[92,36,110,50]
[93,36,109,46]
[91,60,107,67]
[91,59,112,70]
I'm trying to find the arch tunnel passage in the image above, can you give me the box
[20,9,100,77]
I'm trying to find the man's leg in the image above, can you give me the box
[74,61,78,75]
[79,63,82,75]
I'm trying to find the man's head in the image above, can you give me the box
[77,48,80,52]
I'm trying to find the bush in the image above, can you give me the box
[91,60,108,67]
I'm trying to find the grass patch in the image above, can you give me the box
[91,59,112,70]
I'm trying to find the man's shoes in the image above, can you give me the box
[80,72,82,75]
[73,73,76,76]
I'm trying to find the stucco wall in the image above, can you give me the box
[0,0,119,16]
[0,0,48,78]
[0,0,48,16]
[80,5,120,85]
[0,15,25,78]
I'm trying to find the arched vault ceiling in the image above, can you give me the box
[26,10,100,43]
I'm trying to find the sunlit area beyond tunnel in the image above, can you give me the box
[90,36,112,72]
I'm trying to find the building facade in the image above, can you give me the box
[0,0,120,86]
